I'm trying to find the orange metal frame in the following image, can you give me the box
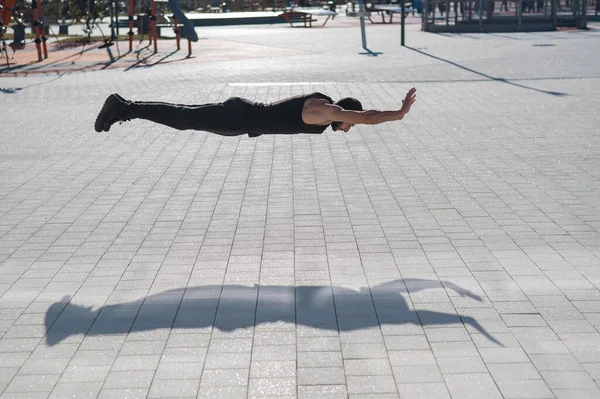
[127,0,192,56]
[32,0,48,61]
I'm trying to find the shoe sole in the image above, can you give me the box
[94,96,113,133]
[95,94,124,133]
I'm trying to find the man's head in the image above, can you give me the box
[331,97,363,133]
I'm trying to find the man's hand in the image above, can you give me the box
[400,88,417,116]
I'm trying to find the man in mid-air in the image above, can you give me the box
[95,88,417,138]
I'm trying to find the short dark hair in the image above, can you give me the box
[331,97,363,131]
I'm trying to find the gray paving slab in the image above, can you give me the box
[1,16,600,399]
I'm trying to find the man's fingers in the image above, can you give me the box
[402,89,417,111]
[399,89,417,113]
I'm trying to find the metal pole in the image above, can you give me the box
[359,0,367,49]
[32,0,43,61]
[109,0,115,41]
[61,0,66,24]
[150,0,157,53]
[115,0,119,38]
[517,0,522,30]
[401,1,405,45]
[128,0,134,51]
[479,0,483,30]
[37,0,47,58]
[86,0,92,38]
[173,16,180,49]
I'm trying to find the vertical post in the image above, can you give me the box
[359,0,367,49]
[150,0,157,53]
[116,0,119,37]
[479,0,483,30]
[173,16,180,50]
[86,0,92,39]
[32,0,43,61]
[59,0,69,33]
[37,0,48,58]
[551,0,556,27]
[1,27,8,67]
[61,0,66,24]
[401,1,405,45]
[128,0,134,51]
[517,0,522,29]
[109,0,116,41]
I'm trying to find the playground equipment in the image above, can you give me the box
[168,0,198,54]
[84,0,120,62]
[63,0,120,63]
[32,0,48,60]
[1,0,48,64]
[1,0,23,61]
[127,0,198,56]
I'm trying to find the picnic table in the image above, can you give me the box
[368,3,416,23]
[279,7,337,27]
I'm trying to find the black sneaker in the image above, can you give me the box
[94,94,132,133]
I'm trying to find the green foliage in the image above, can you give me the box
[43,0,62,17]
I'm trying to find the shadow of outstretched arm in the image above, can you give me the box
[416,310,504,347]
[376,278,482,301]
[439,281,482,301]
[461,315,503,346]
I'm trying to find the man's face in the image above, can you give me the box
[338,122,353,133]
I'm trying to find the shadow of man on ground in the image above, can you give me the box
[45,278,501,346]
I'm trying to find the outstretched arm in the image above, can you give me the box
[320,88,417,125]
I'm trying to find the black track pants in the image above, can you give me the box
[130,97,255,136]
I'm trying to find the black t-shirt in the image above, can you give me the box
[245,92,333,137]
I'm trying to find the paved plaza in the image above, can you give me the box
[1,16,600,399]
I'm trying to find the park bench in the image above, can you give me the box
[279,7,337,27]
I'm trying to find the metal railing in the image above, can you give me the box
[422,0,588,30]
